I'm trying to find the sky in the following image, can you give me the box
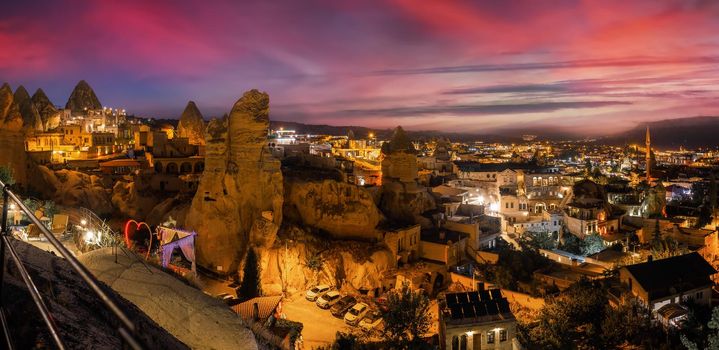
[2,0,719,136]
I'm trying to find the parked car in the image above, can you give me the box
[359,310,383,331]
[344,302,369,326]
[305,285,331,301]
[331,295,357,318]
[316,291,342,309]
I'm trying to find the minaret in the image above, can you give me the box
[645,126,651,181]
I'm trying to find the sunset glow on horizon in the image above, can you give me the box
[2,0,719,135]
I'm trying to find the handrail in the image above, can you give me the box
[0,180,144,349]
[2,235,64,349]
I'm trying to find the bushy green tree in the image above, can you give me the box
[581,234,605,256]
[382,282,431,349]
[682,306,719,350]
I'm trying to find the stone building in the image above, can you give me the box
[619,253,715,326]
[439,289,517,350]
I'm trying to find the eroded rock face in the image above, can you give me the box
[260,231,395,296]
[32,88,61,130]
[13,85,43,132]
[111,180,161,220]
[177,101,205,145]
[380,126,435,225]
[65,80,101,112]
[284,177,382,240]
[0,83,23,131]
[31,166,113,215]
[185,90,283,274]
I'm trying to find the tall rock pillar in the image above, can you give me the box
[186,90,283,274]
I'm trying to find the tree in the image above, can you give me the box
[382,282,431,348]
[0,165,14,186]
[519,230,556,250]
[682,306,719,350]
[524,279,608,348]
[239,247,261,300]
[581,234,605,256]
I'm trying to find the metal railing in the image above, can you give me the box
[0,180,144,349]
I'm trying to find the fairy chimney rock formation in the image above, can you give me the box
[13,85,43,132]
[66,80,102,113]
[32,88,61,131]
[186,90,283,274]
[0,83,23,131]
[177,101,206,145]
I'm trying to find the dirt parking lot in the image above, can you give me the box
[283,293,357,349]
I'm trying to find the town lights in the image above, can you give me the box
[80,219,87,226]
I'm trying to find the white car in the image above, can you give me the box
[344,302,369,326]
[305,285,331,301]
[359,310,383,331]
[316,291,341,309]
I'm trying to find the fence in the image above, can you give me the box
[0,180,144,349]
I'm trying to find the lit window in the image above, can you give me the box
[500,329,507,342]
[487,331,495,344]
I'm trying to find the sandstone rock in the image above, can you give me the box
[13,85,43,132]
[31,165,113,215]
[0,83,23,131]
[380,126,436,225]
[177,101,205,145]
[260,232,395,296]
[79,248,258,350]
[65,80,102,112]
[185,90,283,274]
[284,177,382,240]
[146,196,192,227]
[32,88,62,130]
[111,180,161,220]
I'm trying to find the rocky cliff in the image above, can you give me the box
[260,227,395,296]
[65,80,102,112]
[32,88,62,130]
[30,166,114,215]
[284,176,382,240]
[0,83,23,131]
[177,101,206,145]
[185,90,283,274]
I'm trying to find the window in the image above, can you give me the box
[500,329,507,342]
[697,291,704,299]
[487,331,495,344]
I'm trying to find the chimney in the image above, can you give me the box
[253,303,259,321]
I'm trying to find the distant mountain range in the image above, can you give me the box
[600,116,719,149]
[149,116,719,149]
[271,116,719,149]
